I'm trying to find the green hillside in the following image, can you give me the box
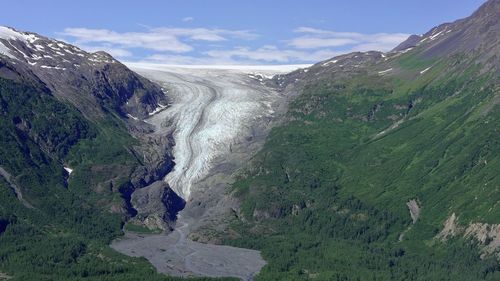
[226,43,500,280]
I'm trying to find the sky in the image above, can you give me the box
[1,0,486,65]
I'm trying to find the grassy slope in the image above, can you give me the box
[0,78,231,280]
[227,50,500,280]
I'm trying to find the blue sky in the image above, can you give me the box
[2,0,486,65]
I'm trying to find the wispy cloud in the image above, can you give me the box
[204,45,340,64]
[60,27,258,53]
[143,54,241,65]
[289,27,410,52]
[182,17,194,22]
[289,37,357,49]
[58,25,409,65]
[137,46,340,65]
[75,43,132,58]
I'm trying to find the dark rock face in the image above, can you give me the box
[128,122,175,190]
[0,218,9,234]
[0,27,168,119]
[131,181,185,231]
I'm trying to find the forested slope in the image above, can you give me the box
[226,1,500,280]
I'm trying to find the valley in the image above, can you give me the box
[112,64,300,279]
[0,1,499,280]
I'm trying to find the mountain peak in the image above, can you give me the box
[390,0,499,61]
[0,26,40,59]
[472,0,500,18]
[0,26,38,42]
[0,26,169,119]
[466,0,500,31]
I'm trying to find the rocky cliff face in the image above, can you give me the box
[130,181,185,230]
[437,213,500,259]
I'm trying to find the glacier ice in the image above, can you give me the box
[128,65,297,200]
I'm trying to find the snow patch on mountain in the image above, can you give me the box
[148,103,168,116]
[0,26,39,43]
[64,167,74,175]
[420,66,432,74]
[0,25,117,67]
[322,59,338,66]
[378,68,393,75]
[0,41,15,59]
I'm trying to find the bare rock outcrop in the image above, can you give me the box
[436,213,463,241]
[131,181,185,231]
[465,223,500,257]
[406,199,421,224]
[436,213,500,258]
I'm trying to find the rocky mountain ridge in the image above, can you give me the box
[272,0,499,93]
[0,26,168,119]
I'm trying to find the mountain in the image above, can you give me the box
[218,1,500,280]
[1,1,499,280]
[0,27,190,280]
[393,0,499,66]
[0,26,169,119]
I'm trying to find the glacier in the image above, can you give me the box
[128,64,300,200]
[112,64,302,280]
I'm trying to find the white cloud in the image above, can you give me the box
[137,46,341,65]
[182,17,194,22]
[288,37,357,49]
[58,25,409,65]
[294,27,364,38]
[61,28,191,53]
[76,44,132,58]
[204,46,341,64]
[142,54,242,65]
[60,27,258,53]
[289,27,410,52]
